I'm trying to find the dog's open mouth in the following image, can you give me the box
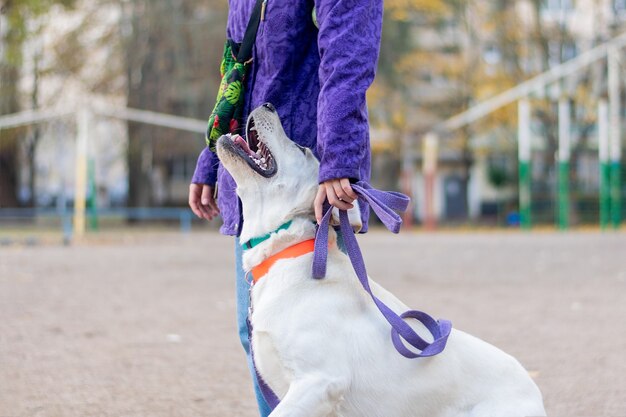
[223,116,277,177]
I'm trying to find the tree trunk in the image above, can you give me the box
[0,3,21,207]
[125,0,160,209]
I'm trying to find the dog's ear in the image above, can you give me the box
[330,200,363,233]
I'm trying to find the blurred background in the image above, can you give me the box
[1,0,626,240]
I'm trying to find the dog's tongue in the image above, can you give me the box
[233,134,259,158]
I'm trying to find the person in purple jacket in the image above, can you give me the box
[189,0,383,414]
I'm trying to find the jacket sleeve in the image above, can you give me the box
[314,0,383,184]
[191,147,220,186]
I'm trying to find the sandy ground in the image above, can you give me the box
[1,229,625,417]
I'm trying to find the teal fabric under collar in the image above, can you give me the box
[242,220,293,250]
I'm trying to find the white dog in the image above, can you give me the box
[216,104,546,417]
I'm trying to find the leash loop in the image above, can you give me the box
[313,181,452,358]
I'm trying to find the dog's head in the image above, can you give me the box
[216,104,319,241]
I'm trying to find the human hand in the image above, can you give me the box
[314,178,358,224]
[189,183,220,221]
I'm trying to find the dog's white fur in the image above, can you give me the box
[217,106,546,417]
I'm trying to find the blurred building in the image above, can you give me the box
[15,3,129,208]
[383,0,626,224]
[12,1,225,209]
[8,0,624,226]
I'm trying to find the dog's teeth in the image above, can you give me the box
[261,157,266,163]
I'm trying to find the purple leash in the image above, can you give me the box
[247,317,281,410]
[251,182,452,411]
[313,181,452,358]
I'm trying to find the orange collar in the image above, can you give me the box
[251,239,316,283]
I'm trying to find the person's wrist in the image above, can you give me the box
[190,180,215,187]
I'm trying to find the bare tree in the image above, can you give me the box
[0,0,74,207]
[122,0,227,208]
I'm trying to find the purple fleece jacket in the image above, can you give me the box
[192,0,383,235]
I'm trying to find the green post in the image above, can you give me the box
[87,157,99,231]
[600,162,611,228]
[599,100,610,229]
[611,162,622,228]
[557,98,570,230]
[609,48,622,229]
[557,161,570,229]
[519,161,531,229]
[518,99,532,229]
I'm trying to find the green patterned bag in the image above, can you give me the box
[205,41,248,150]
[206,0,264,151]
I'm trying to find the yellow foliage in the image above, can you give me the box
[396,51,453,76]
[392,110,406,128]
[385,0,450,21]
[367,81,385,107]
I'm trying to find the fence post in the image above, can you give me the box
[599,100,611,229]
[423,133,438,230]
[87,157,99,231]
[180,210,192,233]
[609,47,622,229]
[518,99,532,230]
[558,97,571,230]
[401,132,414,229]
[73,109,90,238]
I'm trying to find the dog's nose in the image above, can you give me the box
[262,102,276,112]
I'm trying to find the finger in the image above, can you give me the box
[198,202,213,220]
[188,184,204,219]
[325,183,353,211]
[199,186,217,219]
[190,202,203,219]
[207,199,219,216]
[192,184,213,220]
[339,178,358,200]
[204,186,220,215]
[314,185,326,224]
[201,185,212,206]
[332,180,354,204]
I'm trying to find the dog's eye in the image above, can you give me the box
[295,144,307,155]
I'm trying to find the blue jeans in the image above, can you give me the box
[234,231,345,416]
[235,238,272,417]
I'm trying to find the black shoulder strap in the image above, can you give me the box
[237,0,264,63]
